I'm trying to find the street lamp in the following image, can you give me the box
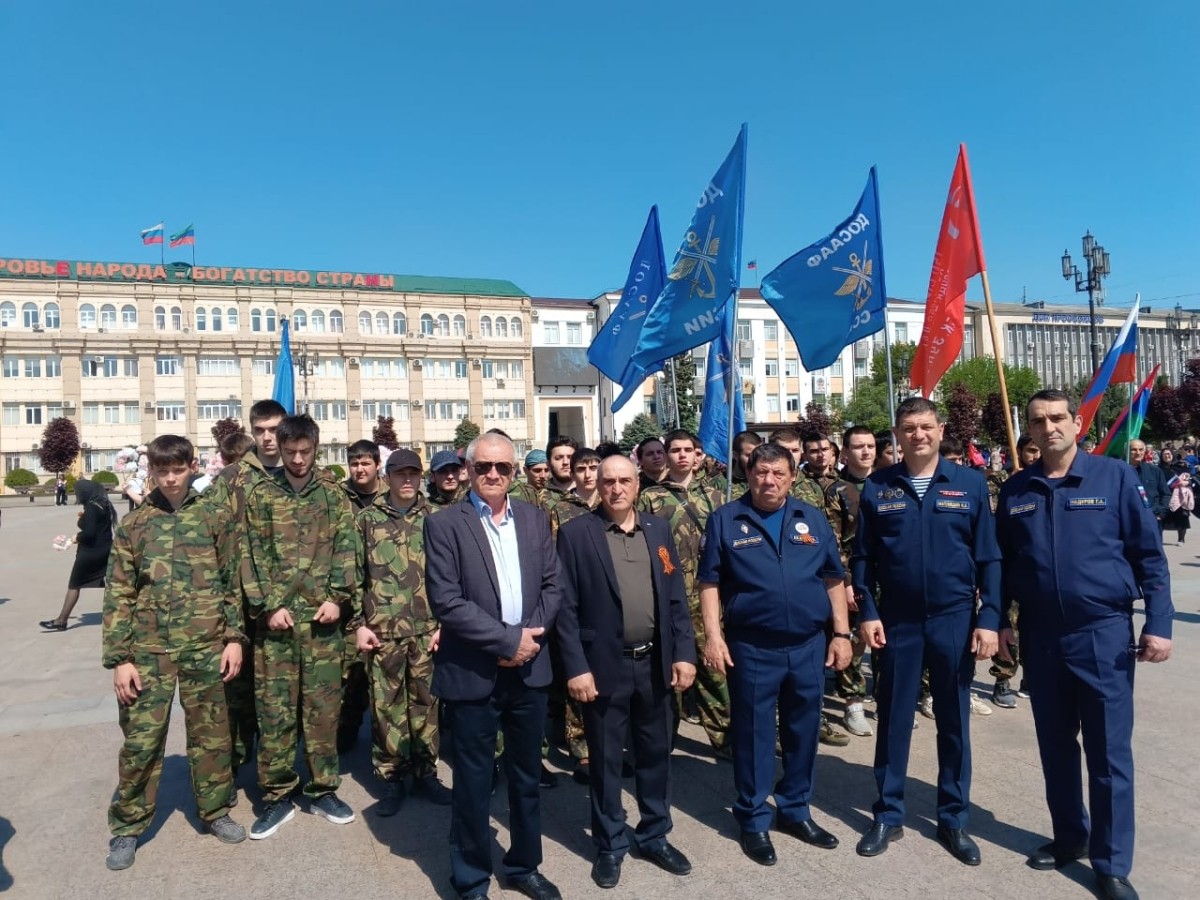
[1060,231,1111,375]
[1165,303,1199,385]
[296,343,320,415]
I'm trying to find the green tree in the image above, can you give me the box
[941,356,1042,412]
[1067,377,1127,439]
[672,352,699,434]
[453,418,481,450]
[843,381,893,432]
[93,470,119,487]
[618,413,662,453]
[869,341,919,389]
[37,417,81,476]
[4,468,37,490]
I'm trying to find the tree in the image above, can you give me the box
[671,352,699,434]
[619,413,662,453]
[941,356,1042,413]
[980,392,1012,448]
[4,468,37,490]
[798,401,834,439]
[842,381,893,432]
[37,417,81,475]
[93,470,119,487]
[454,418,481,450]
[944,383,981,445]
[211,417,244,447]
[372,416,398,449]
[1067,376,1127,438]
[1147,381,1189,442]
[1180,358,1200,438]
[868,341,919,390]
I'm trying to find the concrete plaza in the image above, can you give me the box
[0,498,1196,900]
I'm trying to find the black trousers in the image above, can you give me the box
[581,652,673,856]
[443,671,547,898]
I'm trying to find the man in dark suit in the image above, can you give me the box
[556,455,697,889]
[424,433,564,900]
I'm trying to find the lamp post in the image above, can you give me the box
[296,343,320,415]
[1165,303,1199,386]
[1060,231,1111,375]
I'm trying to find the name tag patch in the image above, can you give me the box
[1008,501,1037,517]
[935,499,970,512]
[877,501,908,514]
[1068,497,1107,510]
[938,489,967,497]
[731,535,763,549]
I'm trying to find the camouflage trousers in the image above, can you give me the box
[225,602,258,769]
[339,641,370,740]
[367,633,440,782]
[547,637,589,761]
[109,650,234,836]
[989,601,1020,682]
[689,606,730,751]
[835,636,868,700]
[255,621,344,802]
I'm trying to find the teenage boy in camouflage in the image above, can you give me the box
[354,448,452,815]
[103,435,247,871]
[242,414,362,839]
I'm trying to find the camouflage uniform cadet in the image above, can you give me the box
[338,477,378,748]
[104,487,246,836]
[357,492,441,782]
[637,477,728,751]
[243,467,360,803]
[427,481,468,511]
[508,478,546,508]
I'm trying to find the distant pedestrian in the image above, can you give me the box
[55,475,68,506]
[40,479,118,632]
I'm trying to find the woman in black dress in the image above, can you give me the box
[39,479,118,631]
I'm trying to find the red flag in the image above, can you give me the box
[910,145,986,397]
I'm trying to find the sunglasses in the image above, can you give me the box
[472,461,514,477]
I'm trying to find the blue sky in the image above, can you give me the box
[2,2,1197,310]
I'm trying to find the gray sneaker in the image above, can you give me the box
[249,799,295,840]
[105,835,137,871]
[208,814,247,844]
[310,792,355,825]
[992,680,1018,709]
[844,702,873,736]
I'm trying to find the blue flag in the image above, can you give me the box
[697,304,745,465]
[760,167,887,371]
[272,318,296,414]
[629,125,747,371]
[588,206,667,412]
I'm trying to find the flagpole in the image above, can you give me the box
[980,270,1019,468]
[882,301,897,426]
[160,221,164,268]
[668,356,681,428]
[725,124,748,504]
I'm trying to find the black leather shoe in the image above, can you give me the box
[538,765,559,789]
[936,826,981,866]
[642,842,692,875]
[591,853,621,889]
[739,831,776,866]
[572,761,590,786]
[1027,840,1087,870]
[1097,874,1139,900]
[507,872,562,900]
[777,817,839,849]
[856,822,903,857]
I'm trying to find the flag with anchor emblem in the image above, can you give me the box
[629,125,747,371]
[760,167,887,371]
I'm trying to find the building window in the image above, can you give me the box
[453,314,466,337]
[424,400,437,419]
[359,311,372,334]
[25,405,43,425]
[156,402,185,422]
[510,317,522,337]
[1,357,16,378]
[252,307,265,331]
[197,401,242,420]
[262,309,275,332]
[481,359,494,378]
[455,359,468,378]
[480,316,493,337]
[171,307,183,330]
[310,310,325,333]
[292,310,306,332]
[46,403,63,419]
[496,317,508,338]
[2,403,19,426]
[331,401,346,421]
[510,360,524,378]
[198,356,238,376]
[83,356,119,378]
[455,400,469,419]
[253,357,275,375]
[436,314,450,336]
[767,394,780,413]
[765,361,779,377]
[155,306,166,330]
[566,323,582,345]
[227,306,239,330]
[24,358,41,378]
[44,302,60,329]
[736,319,752,341]
[100,304,117,328]
[416,314,431,336]
[156,355,183,376]
[328,310,342,333]
[125,402,140,424]
[79,304,96,328]
[543,322,560,343]
[46,356,62,377]
[122,305,138,328]
[374,312,387,334]
[764,321,779,342]
[123,358,138,377]
[738,358,752,377]
[211,307,224,332]
[22,302,39,328]
[786,397,800,413]
[785,359,799,377]
[392,312,406,335]
[0,302,15,327]
[103,402,120,424]
[894,322,908,343]
[831,359,844,376]
[196,307,208,331]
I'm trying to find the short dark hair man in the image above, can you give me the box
[342,439,382,513]
[546,436,578,496]
[636,437,666,491]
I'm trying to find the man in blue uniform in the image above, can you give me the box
[852,397,1000,865]
[698,442,852,867]
[995,390,1172,900]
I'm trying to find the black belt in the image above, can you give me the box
[622,641,654,659]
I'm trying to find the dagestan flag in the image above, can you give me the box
[910,144,985,397]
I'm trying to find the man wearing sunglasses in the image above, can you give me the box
[424,433,565,900]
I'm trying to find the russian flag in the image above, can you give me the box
[169,224,195,248]
[140,222,164,245]
[1077,298,1139,438]
[1093,364,1160,458]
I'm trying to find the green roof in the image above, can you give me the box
[388,274,528,297]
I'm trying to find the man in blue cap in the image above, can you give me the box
[429,450,468,509]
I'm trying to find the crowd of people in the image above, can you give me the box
[31,391,1176,900]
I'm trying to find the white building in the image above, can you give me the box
[529,297,601,448]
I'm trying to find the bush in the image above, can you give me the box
[92,470,119,487]
[5,468,38,490]
[327,464,347,480]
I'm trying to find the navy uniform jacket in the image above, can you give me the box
[699,494,843,646]
[851,458,1002,630]
[1132,461,1172,521]
[996,451,1173,639]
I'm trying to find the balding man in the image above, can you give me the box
[556,456,696,888]
[1129,440,1171,529]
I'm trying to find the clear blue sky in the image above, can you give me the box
[2,2,1197,310]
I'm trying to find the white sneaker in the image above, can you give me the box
[918,695,935,719]
[844,702,873,736]
[969,694,993,716]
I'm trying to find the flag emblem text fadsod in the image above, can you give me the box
[667,215,722,300]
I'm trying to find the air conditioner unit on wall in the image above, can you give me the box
[496,379,506,388]
[349,400,361,409]
[471,358,482,367]
[531,310,539,321]
[412,359,423,369]
[144,402,154,411]
[63,400,75,409]
[81,442,91,450]
[410,400,421,408]
[347,357,359,366]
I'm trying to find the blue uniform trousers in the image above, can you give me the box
[1023,617,1136,878]
[872,608,974,828]
[727,632,825,833]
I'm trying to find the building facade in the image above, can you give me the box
[0,256,534,481]
[529,297,601,449]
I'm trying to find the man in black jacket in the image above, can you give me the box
[1130,441,1172,527]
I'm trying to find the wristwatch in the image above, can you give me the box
[832,632,853,641]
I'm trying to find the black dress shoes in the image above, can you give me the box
[739,831,777,866]
[591,853,621,889]
[856,822,903,857]
[538,765,558,789]
[1027,840,1087,870]
[507,872,562,900]
[642,842,692,875]
[936,826,981,866]
[1097,875,1139,900]
[777,818,839,849]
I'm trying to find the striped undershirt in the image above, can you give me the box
[909,475,933,499]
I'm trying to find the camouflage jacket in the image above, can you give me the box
[102,488,245,668]
[798,468,856,572]
[548,489,599,538]
[242,467,361,628]
[427,481,469,511]
[986,470,1008,514]
[356,492,436,638]
[636,476,724,594]
[203,450,271,530]
[342,478,381,514]
[509,479,546,509]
